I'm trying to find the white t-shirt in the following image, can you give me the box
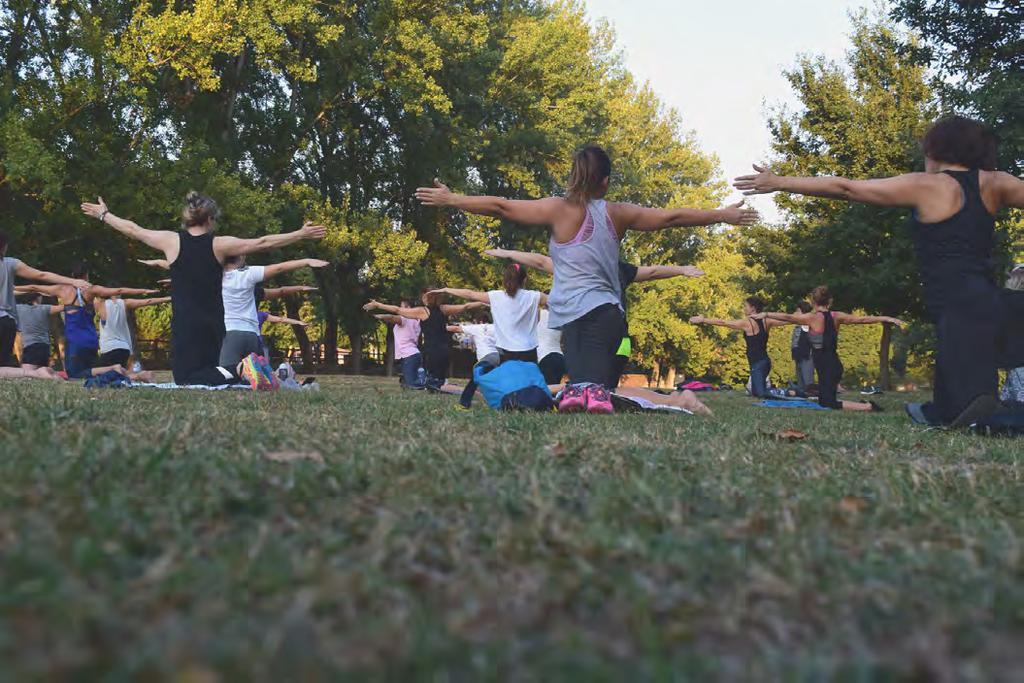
[460,323,499,362]
[487,289,541,352]
[222,266,266,334]
[536,308,563,360]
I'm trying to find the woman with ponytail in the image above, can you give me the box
[429,261,547,364]
[417,145,757,414]
[82,192,326,387]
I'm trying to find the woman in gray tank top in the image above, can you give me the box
[14,291,62,369]
[417,145,758,414]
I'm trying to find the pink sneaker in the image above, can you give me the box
[558,384,587,413]
[585,385,614,414]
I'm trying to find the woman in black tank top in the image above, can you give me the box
[735,116,1024,426]
[759,286,904,411]
[364,288,488,392]
[82,192,326,386]
[690,296,787,398]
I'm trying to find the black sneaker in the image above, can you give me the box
[869,400,884,413]
[948,394,1001,430]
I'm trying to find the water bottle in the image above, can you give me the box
[417,367,426,387]
[132,361,142,373]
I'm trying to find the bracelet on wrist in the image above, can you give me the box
[99,210,109,223]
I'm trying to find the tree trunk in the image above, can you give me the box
[651,360,661,388]
[384,324,394,377]
[349,333,363,375]
[879,322,892,390]
[662,367,677,390]
[284,298,312,372]
[324,315,338,369]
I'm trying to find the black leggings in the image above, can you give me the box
[172,320,235,386]
[499,348,538,364]
[812,348,843,410]
[561,303,627,387]
[422,346,449,387]
[0,316,16,367]
[924,284,1024,424]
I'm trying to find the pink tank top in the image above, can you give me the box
[393,318,421,360]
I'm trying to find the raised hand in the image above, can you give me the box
[720,200,759,226]
[889,317,907,328]
[681,266,705,278]
[81,196,108,220]
[363,300,380,312]
[689,315,705,324]
[300,222,327,240]
[734,164,781,196]
[415,179,454,207]
[305,259,330,268]
[72,278,92,290]
[484,248,507,259]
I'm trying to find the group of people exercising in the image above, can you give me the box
[0,115,1020,427]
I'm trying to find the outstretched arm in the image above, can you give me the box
[430,287,490,304]
[417,180,563,226]
[446,324,464,334]
[734,164,932,209]
[81,197,178,255]
[688,315,750,331]
[634,265,705,282]
[442,301,488,316]
[124,296,172,311]
[611,201,758,234]
[15,283,65,296]
[833,312,906,327]
[265,314,309,327]
[138,259,170,270]
[14,264,90,290]
[994,171,1024,210]
[363,300,429,321]
[375,314,404,325]
[213,223,326,260]
[89,286,160,298]
[485,249,554,274]
[261,285,319,300]
[263,258,329,280]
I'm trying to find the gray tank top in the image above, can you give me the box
[547,199,623,328]
[16,304,51,346]
[0,257,22,324]
[99,298,133,353]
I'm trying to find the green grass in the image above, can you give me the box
[1,377,1021,680]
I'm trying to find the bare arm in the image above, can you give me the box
[611,201,758,234]
[81,197,178,255]
[734,164,933,209]
[14,263,90,290]
[124,296,172,311]
[213,222,327,260]
[261,285,318,300]
[994,171,1024,210]
[634,265,705,282]
[757,312,817,326]
[138,259,170,270]
[832,312,906,327]
[446,324,464,333]
[416,180,564,226]
[14,283,66,296]
[89,286,159,298]
[688,316,750,332]
[262,258,329,280]
[265,314,308,327]
[442,301,489,316]
[363,300,429,321]
[430,287,490,304]
[485,248,554,274]
[375,314,404,325]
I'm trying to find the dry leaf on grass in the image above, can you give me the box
[546,442,568,457]
[264,450,324,464]
[838,496,869,514]
[763,429,809,442]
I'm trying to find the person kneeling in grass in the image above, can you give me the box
[753,285,905,412]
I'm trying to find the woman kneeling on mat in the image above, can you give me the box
[735,116,1024,427]
[754,286,905,411]
[690,297,786,398]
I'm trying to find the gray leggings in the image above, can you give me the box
[219,330,263,368]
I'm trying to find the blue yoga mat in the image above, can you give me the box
[759,399,830,411]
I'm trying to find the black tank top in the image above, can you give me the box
[421,305,449,351]
[744,317,769,364]
[170,231,224,330]
[910,169,996,320]
[809,311,838,356]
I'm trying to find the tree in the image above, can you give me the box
[750,9,934,388]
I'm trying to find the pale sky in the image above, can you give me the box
[583,0,872,220]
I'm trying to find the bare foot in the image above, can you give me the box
[677,389,713,416]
